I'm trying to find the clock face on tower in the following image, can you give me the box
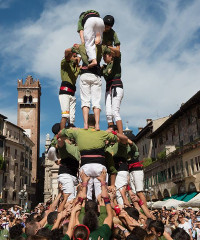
[20,108,34,124]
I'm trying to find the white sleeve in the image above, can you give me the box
[47,146,58,161]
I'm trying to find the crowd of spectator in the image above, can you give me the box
[0,172,200,240]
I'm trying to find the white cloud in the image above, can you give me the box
[0,106,17,124]
[1,0,200,131]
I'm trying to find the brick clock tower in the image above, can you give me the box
[17,75,41,186]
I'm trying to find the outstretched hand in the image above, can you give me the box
[80,170,90,183]
[96,168,107,183]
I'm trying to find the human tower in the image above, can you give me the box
[48,10,146,209]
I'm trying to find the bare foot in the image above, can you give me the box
[88,59,97,68]
[95,124,100,131]
[84,123,88,130]
[57,138,64,148]
[95,32,101,45]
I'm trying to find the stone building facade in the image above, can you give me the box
[136,91,200,200]
[43,134,59,203]
[0,117,34,207]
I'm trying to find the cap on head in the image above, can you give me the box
[103,15,115,27]
[52,123,60,135]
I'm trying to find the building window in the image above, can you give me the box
[4,191,8,201]
[12,192,16,201]
[145,144,147,154]
[168,168,171,179]
[189,135,193,143]
[172,166,175,176]
[14,163,18,175]
[25,159,28,168]
[180,140,183,147]
[159,136,163,145]
[165,132,168,141]
[14,149,17,159]
[13,177,16,189]
[9,130,12,138]
[4,175,7,183]
[25,176,28,184]
[195,157,199,171]
[176,162,179,173]
[143,146,145,155]
[185,161,189,176]
[154,140,157,149]
[5,146,10,157]
[191,159,194,174]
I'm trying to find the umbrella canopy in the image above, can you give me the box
[152,199,184,210]
[180,193,200,207]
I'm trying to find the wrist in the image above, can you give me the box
[81,182,88,187]
[138,199,144,207]
[114,205,121,216]
[103,197,110,205]
[101,181,107,186]
[111,130,117,135]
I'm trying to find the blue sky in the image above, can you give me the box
[0,0,200,155]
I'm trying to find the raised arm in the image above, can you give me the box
[97,169,113,229]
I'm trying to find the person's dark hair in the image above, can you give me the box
[25,220,39,236]
[37,228,52,238]
[103,15,115,27]
[9,224,23,239]
[26,213,37,223]
[52,123,60,135]
[130,226,147,240]
[126,234,140,240]
[108,124,118,131]
[171,227,190,240]
[124,207,139,221]
[144,233,159,240]
[112,227,126,240]
[83,210,99,232]
[73,225,90,240]
[149,220,164,235]
[47,211,58,225]
[88,114,95,127]
[29,236,50,240]
[85,200,98,215]
[51,227,64,240]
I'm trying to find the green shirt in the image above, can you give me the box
[62,234,70,240]
[77,10,100,32]
[58,141,80,162]
[60,127,118,151]
[127,143,139,162]
[102,28,120,46]
[89,224,111,240]
[72,44,102,66]
[0,229,9,240]
[103,55,121,82]
[78,206,107,226]
[44,223,53,230]
[61,58,80,86]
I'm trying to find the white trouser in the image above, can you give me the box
[80,73,102,109]
[129,170,144,193]
[115,171,129,205]
[80,163,107,200]
[59,94,76,124]
[105,87,124,123]
[58,174,78,201]
[84,17,105,61]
